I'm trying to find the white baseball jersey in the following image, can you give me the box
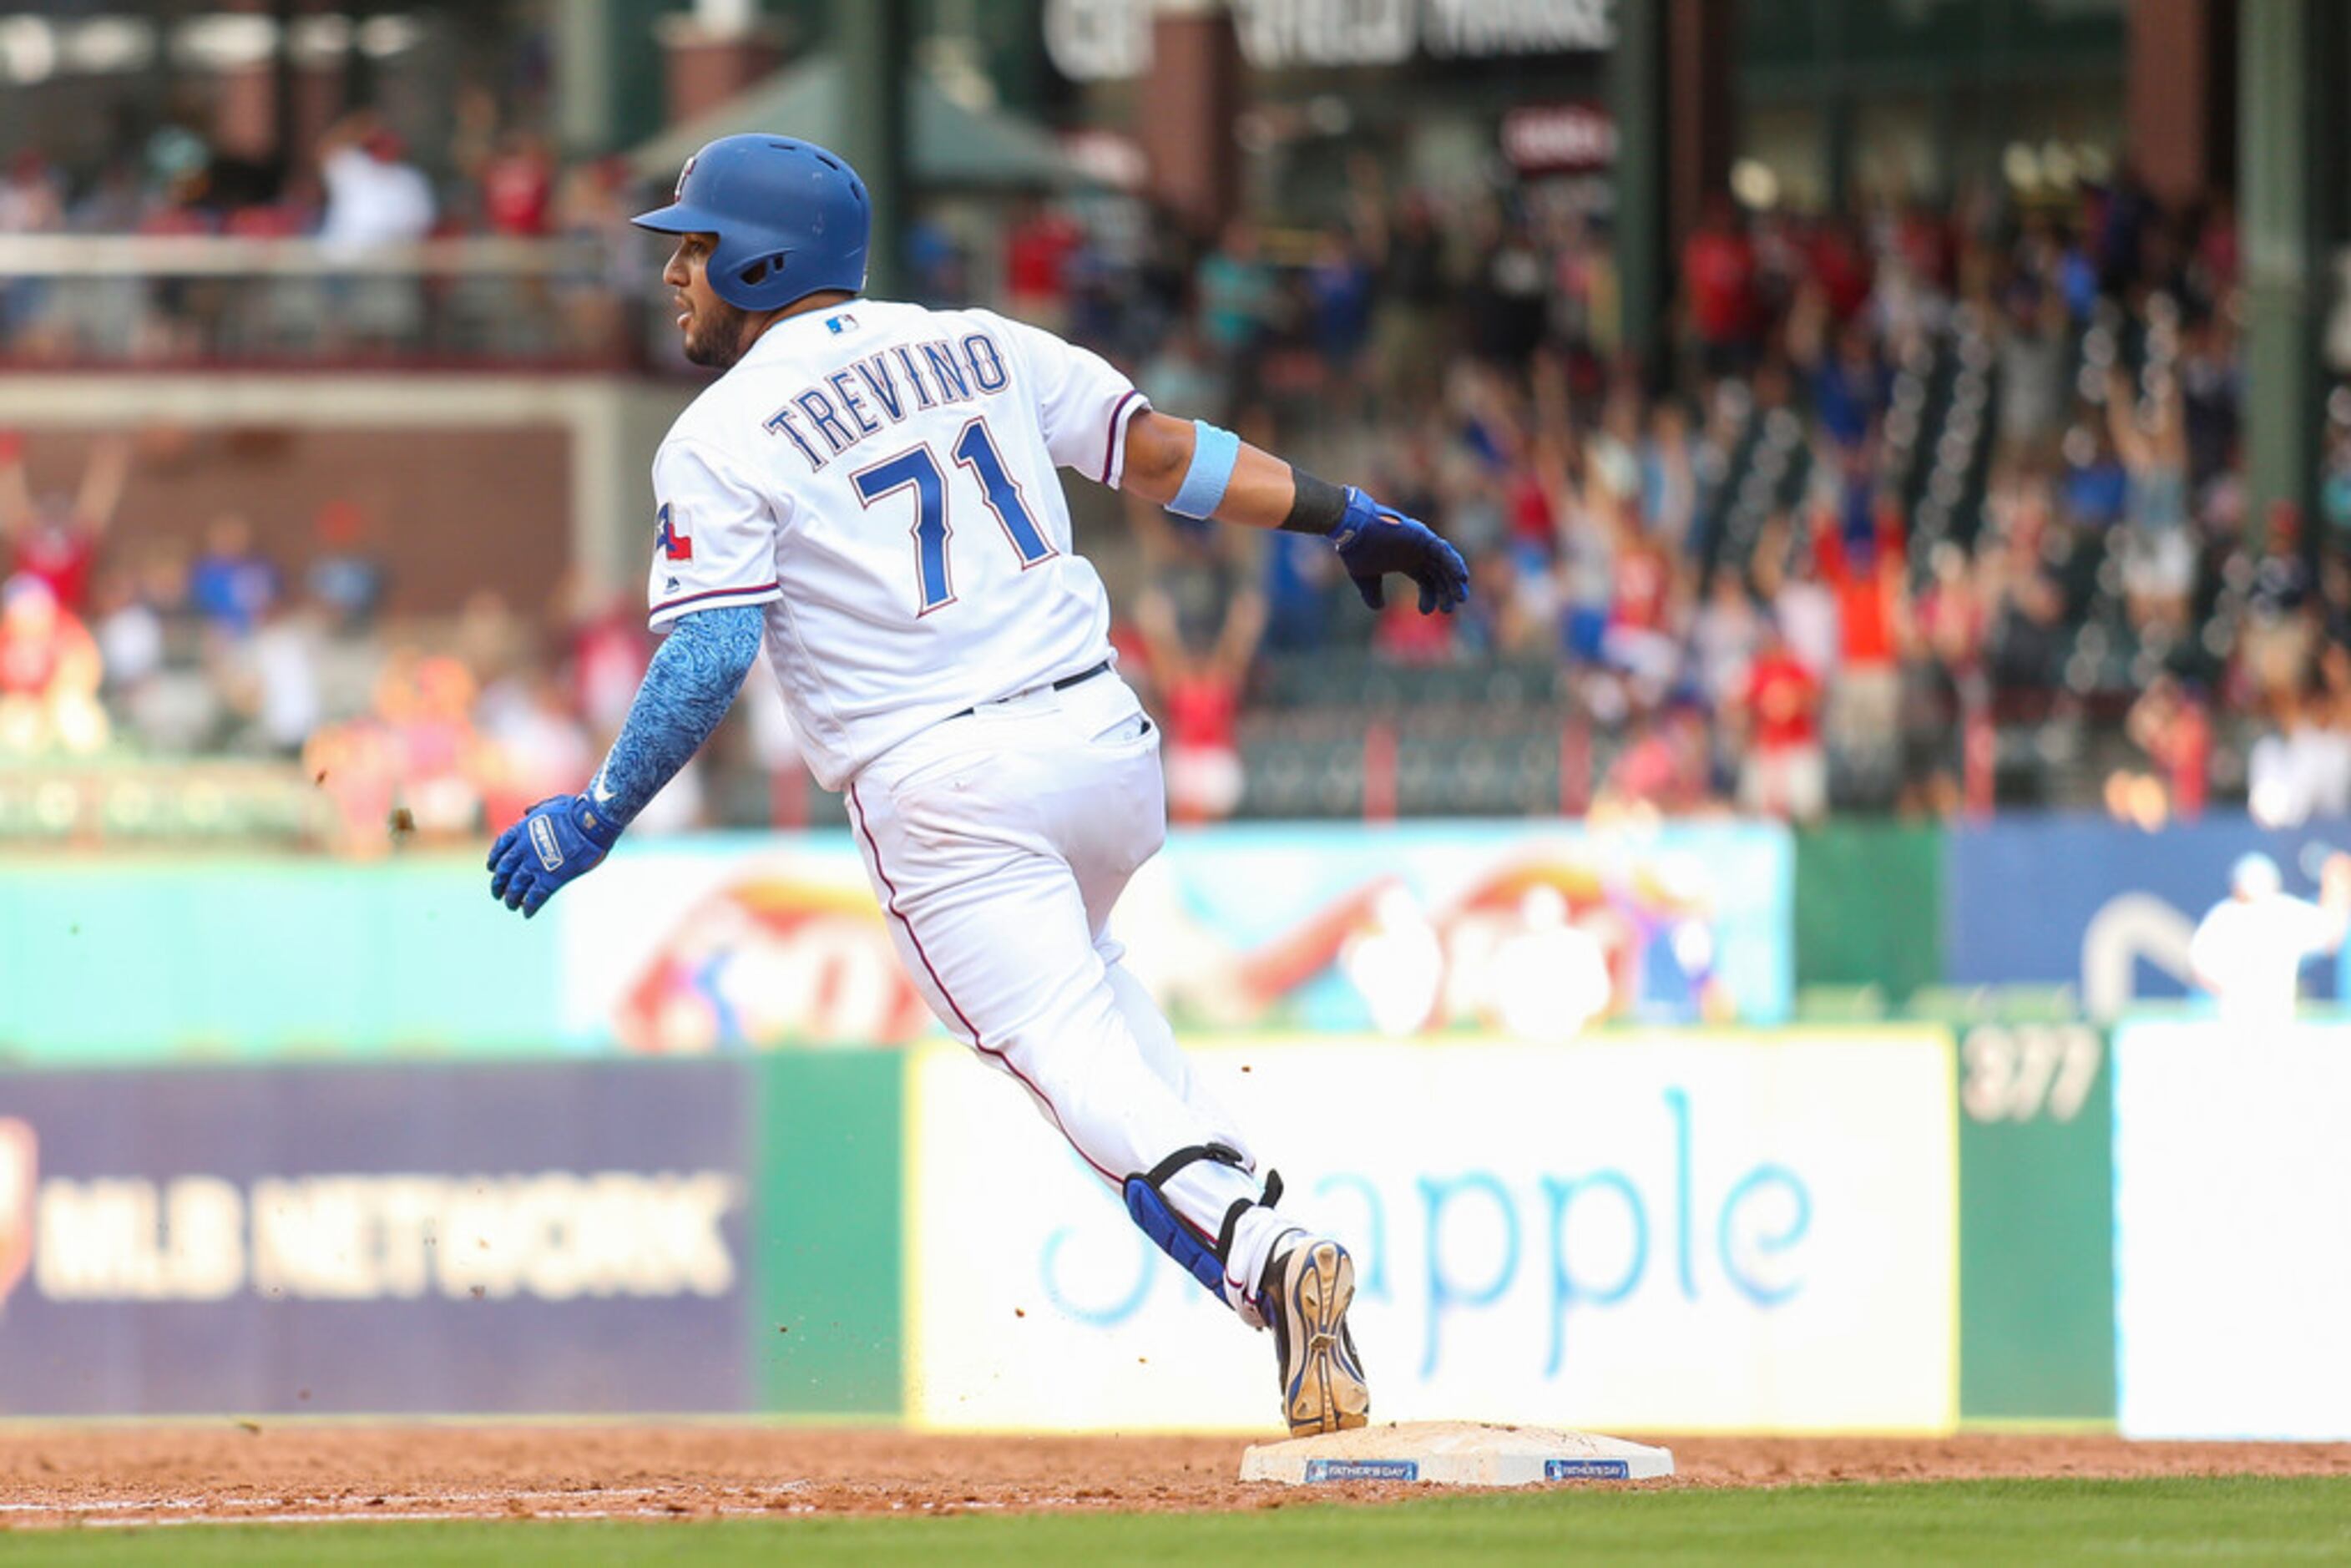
[645,299,1148,788]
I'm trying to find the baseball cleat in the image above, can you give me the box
[1260,1235,1370,1438]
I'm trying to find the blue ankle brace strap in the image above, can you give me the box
[1121,1143,1283,1299]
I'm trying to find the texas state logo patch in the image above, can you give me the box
[655,502,693,562]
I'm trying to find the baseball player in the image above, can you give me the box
[488,135,1466,1436]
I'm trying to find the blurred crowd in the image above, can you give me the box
[0,96,641,362]
[1066,169,2349,827]
[0,427,698,852]
[7,106,2351,833]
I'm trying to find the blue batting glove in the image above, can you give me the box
[487,794,621,919]
[1330,487,1470,615]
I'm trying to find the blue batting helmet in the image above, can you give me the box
[632,134,871,312]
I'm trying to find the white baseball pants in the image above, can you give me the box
[844,669,1295,1320]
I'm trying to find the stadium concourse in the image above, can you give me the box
[0,1427,2347,1526]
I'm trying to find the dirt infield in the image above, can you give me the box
[2,1426,2348,1528]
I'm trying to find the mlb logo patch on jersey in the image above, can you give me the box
[655,502,693,562]
[826,311,860,335]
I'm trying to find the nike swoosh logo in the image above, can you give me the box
[592,774,616,805]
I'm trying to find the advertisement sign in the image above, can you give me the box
[4,820,1790,1062]
[559,836,913,1051]
[2111,1021,2351,1440]
[906,1033,1957,1433]
[1044,0,1615,83]
[566,822,1795,1053]
[0,857,559,1061]
[1946,815,2344,1015]
[0,1060,754,1415]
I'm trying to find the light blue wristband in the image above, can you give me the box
[1168,420,1240,518]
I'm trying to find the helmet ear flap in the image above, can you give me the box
[730,250,796,306]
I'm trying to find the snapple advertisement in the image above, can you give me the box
[905,1033,1957,1433]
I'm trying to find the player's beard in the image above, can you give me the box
[683,300,751,369]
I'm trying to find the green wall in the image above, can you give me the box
[1954,1021,2116,1423]
[753,1050,904,1416]
[1793,822,1944,1002]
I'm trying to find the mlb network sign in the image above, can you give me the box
[908,1034,1957,1433]
[0,1061,755,1415]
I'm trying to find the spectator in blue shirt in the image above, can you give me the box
[188,512,279,637]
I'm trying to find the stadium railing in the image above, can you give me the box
[0,234,640,368]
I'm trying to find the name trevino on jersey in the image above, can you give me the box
[645,299,1147,791]
[763,326,1014,473]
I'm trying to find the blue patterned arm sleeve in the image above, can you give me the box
[588,603,765,830]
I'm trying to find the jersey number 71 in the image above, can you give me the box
[849,417,1056,615]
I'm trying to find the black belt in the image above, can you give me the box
[948,660,1111,720]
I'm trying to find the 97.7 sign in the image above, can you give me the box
[1959,1023,2102,1124]
[1954,1019,2116,1422]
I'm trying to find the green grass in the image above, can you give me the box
[8,1478,2348,1565]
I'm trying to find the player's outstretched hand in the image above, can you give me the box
[487,794,620,919]
[1330,487,1469,615]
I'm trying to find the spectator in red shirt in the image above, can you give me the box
[1733,616,1826,822]
[479,131,554,237]
[554,577,650,738]
[1373,589,1454,664]
[1815,498,1904,782]
[0,573,106,754]
[1601,501,1676,690]
[2122,675,2212,822]
[0,431,129,615]
[1895,203,1956,296]
[1004,200,1083,336]
[1505,442,1558,552]
[1808,215,1874,326]
[1135,576,1263,825]
[1681,194,1758,379]
[1604,695,1716,817]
